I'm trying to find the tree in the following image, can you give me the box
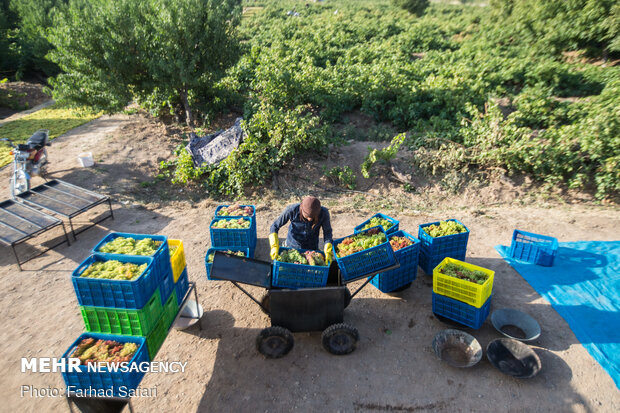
[392,0,429,17]
[47,0,242,126]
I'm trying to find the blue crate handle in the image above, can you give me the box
[74,258,93,277]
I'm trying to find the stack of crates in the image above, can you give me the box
[62,233,188,396]
[431,257,494,329]
[207,205,257,277]
[418,219,469,276]
[369,230,420,293]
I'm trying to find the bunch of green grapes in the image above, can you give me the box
[336,228,387,257]
[81,260,147,280]
[423,221,466,237]
[361,217,394,231]
[212,218,251,229]
[278,249,308,264]
[99,237,161,256]
[169,244,179,257]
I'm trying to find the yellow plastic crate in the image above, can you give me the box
[168,239,186,283]
[433,257,494,308]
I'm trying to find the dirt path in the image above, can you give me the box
[0,113,619,412]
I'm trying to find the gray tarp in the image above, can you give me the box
[186,117,245,168]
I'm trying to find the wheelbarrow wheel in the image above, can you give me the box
[322,323,359,355]
[256,326,294,358]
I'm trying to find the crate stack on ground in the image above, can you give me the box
[370,230,420,293]
[418,219,470,276]
[431,257,494,329]
[62,233,187,396]
[353,213,420,292]
[207,205,257,280]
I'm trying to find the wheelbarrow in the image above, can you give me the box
[210,252,399,358]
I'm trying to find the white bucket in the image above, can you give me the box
[77,152,94,167]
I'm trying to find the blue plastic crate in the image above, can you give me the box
[159,269,174,306]
[175,268,189,306]
[509,229,558,266]
[72,254,158,309]
[272,247,330,289]
[418,219,469,275]
[205,247,251,280]
[432,292,491,329]
[92,232,172,288]
[354,213,399,235]
[370,230,420,293]
[214,204,256,219]
[333,226,397,282]
[210,217,257,248]
[61,332,148,397]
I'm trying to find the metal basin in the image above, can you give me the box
[486,338,541,379]
[432,329,482,368]
[491,308,541,342]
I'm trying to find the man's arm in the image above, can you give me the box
[270,204,296,234]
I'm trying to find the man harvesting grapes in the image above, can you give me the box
[269,196,334,263]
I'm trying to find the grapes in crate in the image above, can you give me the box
[71,337,138,365]
[207,250,246,263]
[99,237,162,256]
[361,216,394,231]
[217,205,253,217]
[80,260,147,281]
[212,218,251,229]
[169,244,179,257]
[278,249,327,266]
[439,263,488,285]
[336,228,387,257]
[389,236,413,251]
[423,221,466,237]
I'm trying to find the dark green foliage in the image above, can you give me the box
[160,102,328,196]
[47,0,242,125]
[392,0,429,17]
[0,0,64,78]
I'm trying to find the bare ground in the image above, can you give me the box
[0,113,619,412]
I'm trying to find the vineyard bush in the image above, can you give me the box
[26,0,618,200]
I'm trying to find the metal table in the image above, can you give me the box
[0,199,70,270]
[17,179,113,239]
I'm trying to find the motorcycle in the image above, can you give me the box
[1,129,51,199]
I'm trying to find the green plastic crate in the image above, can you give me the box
[146,290,178,360]
[80,288,163,336]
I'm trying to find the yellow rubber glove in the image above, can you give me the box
[324,243,334,264]
[269,233,279,260]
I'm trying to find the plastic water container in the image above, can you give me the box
[78,152,94,167]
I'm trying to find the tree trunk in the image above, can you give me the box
[179,87,194,128]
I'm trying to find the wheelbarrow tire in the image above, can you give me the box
[322,323,359,355]
[256,326,294,358]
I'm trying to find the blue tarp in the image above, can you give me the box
[495,241,620,388]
